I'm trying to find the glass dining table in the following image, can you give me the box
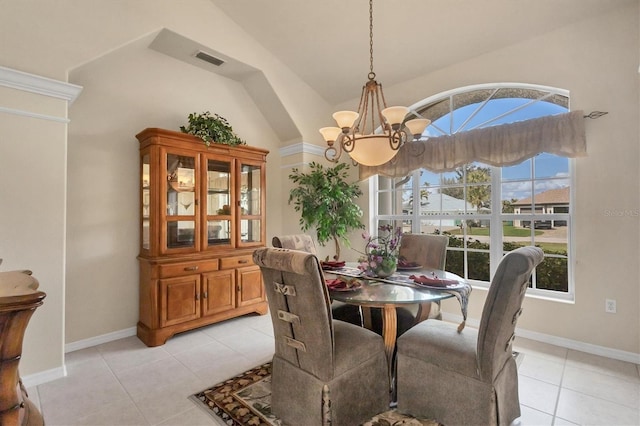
[325,265,470,390]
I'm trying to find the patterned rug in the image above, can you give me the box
[190,362,440,426]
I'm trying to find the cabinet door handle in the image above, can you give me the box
[236,284,241,292]
[195,293,200,301]
[203,291,208,299]
[184,266,199,271]
[238,260,248,264]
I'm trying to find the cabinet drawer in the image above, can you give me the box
[159,260,219,278]
[220,255,254,270]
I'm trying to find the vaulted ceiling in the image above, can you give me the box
[211,0,628,105]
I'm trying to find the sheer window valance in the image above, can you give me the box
[359,110,586,179]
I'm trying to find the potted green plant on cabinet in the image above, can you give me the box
[180,111,246,146]
[288,162,365,260]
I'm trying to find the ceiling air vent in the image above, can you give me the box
[194,51,225,67]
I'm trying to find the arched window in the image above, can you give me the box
[372,83,573,299]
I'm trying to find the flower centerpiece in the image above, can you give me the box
[359,225,402,278]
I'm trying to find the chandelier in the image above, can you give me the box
[320,0,430,167]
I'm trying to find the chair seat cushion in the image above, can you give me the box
[398,320,480,379]
[332,320,387,377]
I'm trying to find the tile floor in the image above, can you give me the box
[29,313,640,425]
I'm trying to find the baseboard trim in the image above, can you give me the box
[22,365,67,388]
[65,327,137,353]
[443,313,640,365]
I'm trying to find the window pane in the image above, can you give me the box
[467,250,490,281]
[536,256,568,292]
[535,153,569,179]
[503,158,532,181]
[466,184,491,214]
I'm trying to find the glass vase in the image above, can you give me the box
[365,254,397,278]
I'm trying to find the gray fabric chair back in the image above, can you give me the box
[253,248,335,381]
[272,234,317,254]
[476,246,544,381]
[399,234,449,270]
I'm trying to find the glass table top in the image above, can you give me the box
[325,266,463,306]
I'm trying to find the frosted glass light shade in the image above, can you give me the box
[319,127,342,142]
[381,106,409,126]
[332,111,359,129]
[348,135,399,166]
[405,118,431,137]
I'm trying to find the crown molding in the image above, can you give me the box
[0,66,83,103]
[279,141,326,158]
[0,106,70,123]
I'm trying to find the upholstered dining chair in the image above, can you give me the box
[396,246,544,426]
[253,248,390,425]
[371,233,449,336]
[272,234,363,326]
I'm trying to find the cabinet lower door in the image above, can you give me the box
[237,266,265,307]
[202,270,235,316]
[160,275,200,327]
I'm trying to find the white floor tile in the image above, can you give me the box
[31,317,638,425]
[518,376,559,415]
[556,387,640,425]
[173,340,239,373]
[99,336,172,373]
[519,353,565,386]
[72,398,149,426]
[513,337,568,363]
[566,349,640,382]
[162,329,217,355]
[133,379,205,425]
[513,405,554,425]
[37,370,130,425]
[115,357,201,401]
[157,406,223,425]
[562,365,640,410]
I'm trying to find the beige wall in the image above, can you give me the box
[384,4,640,354]
[1,0,325,377]
[0,93,68,376]
[1,0,638,379]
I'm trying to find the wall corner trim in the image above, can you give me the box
[21,365,67,388]
[0,66,83,103]
[279,141,326,158]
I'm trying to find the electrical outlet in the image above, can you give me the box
[605,299,617,313]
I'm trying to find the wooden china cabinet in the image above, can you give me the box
[136,128,268,347]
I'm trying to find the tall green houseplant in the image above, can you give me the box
[288,162,365,260]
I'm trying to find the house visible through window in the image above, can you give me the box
[372,84,573,299]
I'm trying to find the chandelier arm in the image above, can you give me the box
[374,84,388,133]
[342,133,356,153]
[389,130,403,150]
[325,133,346,162]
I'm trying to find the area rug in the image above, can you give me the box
[190,362,440,426]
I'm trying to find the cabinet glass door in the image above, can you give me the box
[239,163,263,244]
[205,159,232,248]
[141,153,151,251]
[166,153,196,250]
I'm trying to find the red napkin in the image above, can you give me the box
[409,274,458,287]
[321,261,345,269]
[325,278,347,289]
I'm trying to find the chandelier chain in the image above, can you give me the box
[368,0,375,80]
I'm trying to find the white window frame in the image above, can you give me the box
[370,83,576,302]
